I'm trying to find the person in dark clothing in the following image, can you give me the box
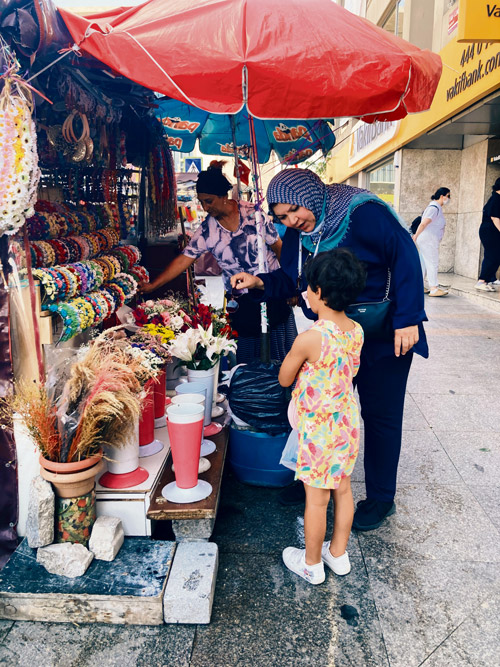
[475,177,500,292]
[231,168,428,531]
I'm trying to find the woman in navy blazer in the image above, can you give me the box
[232,169,428,531]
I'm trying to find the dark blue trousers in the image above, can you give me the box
[354,352,413,503]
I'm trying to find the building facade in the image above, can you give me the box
[329,0,500,281]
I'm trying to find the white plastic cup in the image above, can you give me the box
[166,403,205,423]
[171,393,205,407]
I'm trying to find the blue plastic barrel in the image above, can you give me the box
[228,426,295,487]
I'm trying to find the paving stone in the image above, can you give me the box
[163,542,218,624]
[26,476,54,549]
[37,543,93,578]
[357,483,500,562]
[212,472,362,559]
[89,516,124,561]
[0,620,14,644]
[420,592,500,666]
[352,429,462,485]
[401,394,431,430]
[411,393,500,432]
[364,556,499,667]
[0,621,195,667]
[190,551,389,667]
[471,484,500,533]
[435,430,500,485]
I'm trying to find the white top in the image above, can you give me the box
[422,201,446,241]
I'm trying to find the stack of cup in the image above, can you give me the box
[175,382,216,456]
[162,403,213,503]
[186,369,223,437]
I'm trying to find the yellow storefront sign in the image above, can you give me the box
[327,35,500,184]
[458,0,500,43]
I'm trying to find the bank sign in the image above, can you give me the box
[458,0,500,42]
[348,121,400,167]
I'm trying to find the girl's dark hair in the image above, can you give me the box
[431,187,450,200]
[492,177,500,192]
[304,248,366,312]
[196,160,232,196]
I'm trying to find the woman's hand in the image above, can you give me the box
[394,325,419,357]
[138,281,157,294]
[230,272,264,290]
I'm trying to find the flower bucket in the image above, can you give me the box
[55,488,96,547]
[100,421,149,489]
[187,367,216,428]
[166,356,185,390]
[153,368,167,426]
[139,380,164,458]
[139,381,155,446]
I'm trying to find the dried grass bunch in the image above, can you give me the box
[2,327,158,463]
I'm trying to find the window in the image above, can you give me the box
[367,160,395,205]
[382,0,405,39]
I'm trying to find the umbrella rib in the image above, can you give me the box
[121,30,202,109]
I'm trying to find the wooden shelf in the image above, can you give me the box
[147,426,228,522]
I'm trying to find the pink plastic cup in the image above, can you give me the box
[166,403,204,489]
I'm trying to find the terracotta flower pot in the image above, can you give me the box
[39,458,105,498]
[39,451,103,474]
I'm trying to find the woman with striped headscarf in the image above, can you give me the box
[232,168,428,532]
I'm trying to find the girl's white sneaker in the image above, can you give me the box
[321,542,351,576]
[282,547,325,585]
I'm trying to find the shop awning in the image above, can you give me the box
[58,0,442,123]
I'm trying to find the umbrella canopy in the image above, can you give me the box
[59,0,442,122]
[155,100,335,164]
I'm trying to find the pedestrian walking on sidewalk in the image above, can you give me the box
[475,177,500,292]
[231,168,428,531]
[278,249,365,584]
[413,187,451,297]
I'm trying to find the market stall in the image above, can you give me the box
[1,0,444,625]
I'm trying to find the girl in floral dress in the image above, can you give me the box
[278,249,365,585]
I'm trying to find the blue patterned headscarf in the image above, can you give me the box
[266,169,370,252]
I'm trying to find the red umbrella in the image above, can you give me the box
[59,0,442,122]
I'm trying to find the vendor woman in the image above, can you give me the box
[139,162,297,363]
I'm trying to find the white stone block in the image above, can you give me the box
[163,542,218,624]
[89,516,124,561]
[26,476,54,548]
[37,543,93,578]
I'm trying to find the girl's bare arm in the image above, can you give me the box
[278,330,321,386]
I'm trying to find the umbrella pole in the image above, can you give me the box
[178,206,198,314]
[229,115,242,200]
[248,115,270,363]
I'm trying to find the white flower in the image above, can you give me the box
[168,328,202,361]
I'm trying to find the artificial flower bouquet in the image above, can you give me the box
[132,294,192,335]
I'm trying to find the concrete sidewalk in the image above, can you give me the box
[1,291,499,666]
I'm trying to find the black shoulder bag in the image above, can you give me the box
[345,270,393,341]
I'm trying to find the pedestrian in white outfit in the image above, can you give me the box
[413,187,451,297]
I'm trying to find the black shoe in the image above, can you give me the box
[278,481,305,506]
[352,499,396,531]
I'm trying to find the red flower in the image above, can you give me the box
[133,308,148,326]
